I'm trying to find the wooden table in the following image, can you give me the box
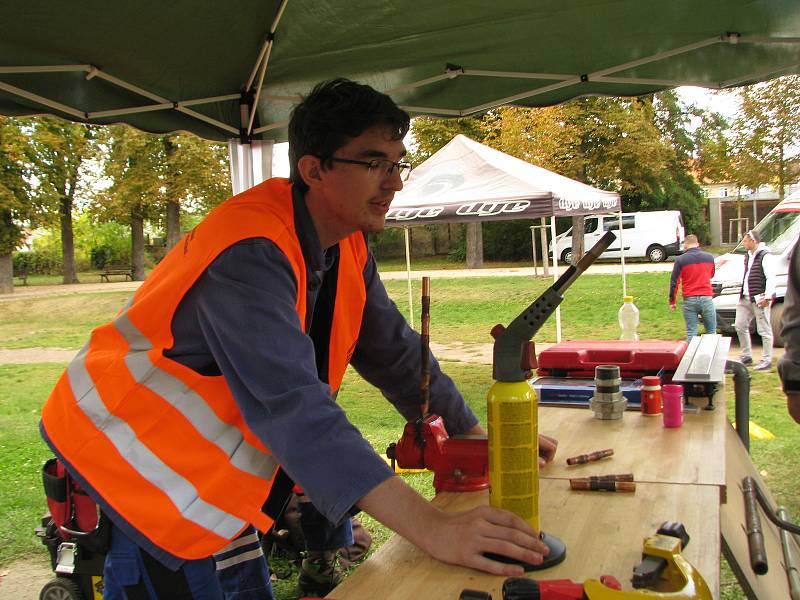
[332,402,727,599]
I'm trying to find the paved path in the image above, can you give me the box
[1,261,671,301]
[2,339,780,366]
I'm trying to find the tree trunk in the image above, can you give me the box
[571,215,585,265]
[131,209,146,281]
[166,200,181,249]
[0,252,12,294]
[164,136,181,250]
[466,222,484,269]
[60,196,79,284]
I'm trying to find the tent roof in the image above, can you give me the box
[386,135,620,225]
[2,1,800,141]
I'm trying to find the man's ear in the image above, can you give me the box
[297,155,324,189]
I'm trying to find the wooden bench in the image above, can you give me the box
[100,264,133,282]
[14,268,28,286]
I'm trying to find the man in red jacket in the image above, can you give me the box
[669,234,717,341]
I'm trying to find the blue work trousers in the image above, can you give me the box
[101,504,352,599]
[681,295,717,341]
[102,523,273,600]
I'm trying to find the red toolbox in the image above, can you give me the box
[536,340,688,379]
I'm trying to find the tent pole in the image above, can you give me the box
[540,217,549,276]
[404,227,414,325]
[550,216,562,343]
[618,204,627,297]
[530,225,538,276]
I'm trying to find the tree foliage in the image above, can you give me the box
[0,117,30,254]
[409,117,485,164]
[26,117,97,283]
[692,106,733,183]
[731,75,800,199]
[94,125,231,278]
[0,117,37,292]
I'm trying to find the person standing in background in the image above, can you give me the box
[778,243,800,423]
[669,234,717,341]
[735,230,776,371]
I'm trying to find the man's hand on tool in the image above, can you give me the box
[358,475,550,576]
[537,434,558,467]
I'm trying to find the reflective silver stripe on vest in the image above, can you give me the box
[112,312,277,481]
[66,343,245,539]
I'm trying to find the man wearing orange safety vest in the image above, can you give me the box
[41,79,557,599]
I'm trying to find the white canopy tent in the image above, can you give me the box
[386,135,623,340]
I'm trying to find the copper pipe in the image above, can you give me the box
[420,277,431,418]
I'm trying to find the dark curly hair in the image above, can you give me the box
[288,79,410,193]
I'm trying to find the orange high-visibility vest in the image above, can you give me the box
[41,179,368,559]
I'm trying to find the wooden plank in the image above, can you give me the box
[537,404,726,488]
[721,423,800,599]
[331,481,720,599]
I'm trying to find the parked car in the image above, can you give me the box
[549,210,685,264]
[712,192,800,346]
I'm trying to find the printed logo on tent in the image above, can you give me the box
[558,197,619,212]
[420,173,466,197]
[456,200,531,217]
[387,206,445,221]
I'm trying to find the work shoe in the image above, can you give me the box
[739,355,753,366]
[754,360,772,371]
[298,550,343,597]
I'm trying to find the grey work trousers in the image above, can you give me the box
[734,298,773,362]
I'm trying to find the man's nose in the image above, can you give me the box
[383,167,404,192]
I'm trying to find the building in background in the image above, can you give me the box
[702,182,800,246]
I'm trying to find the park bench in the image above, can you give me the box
[14,267,28,286]
[100,264,133,282]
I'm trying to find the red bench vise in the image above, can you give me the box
[387,415,488,493]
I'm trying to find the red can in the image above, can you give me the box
[641,375,662,415]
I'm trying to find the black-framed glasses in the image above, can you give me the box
[329,157,413,181]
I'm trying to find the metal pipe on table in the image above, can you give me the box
[777,506,800,600]
[726,359,751,451]
[742,476,768,575]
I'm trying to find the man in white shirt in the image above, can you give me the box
[734,230,776,371]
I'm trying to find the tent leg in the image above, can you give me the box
[550,217,561,343]
[540,217,549,277]
[228,139,274,194]
[404,227,414,325]
[618,205,627,298]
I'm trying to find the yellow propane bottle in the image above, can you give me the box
[484,230,615,570]
[487,379,540,532]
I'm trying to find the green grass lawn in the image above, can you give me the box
[385,271,687,342]
[1,271,797,599]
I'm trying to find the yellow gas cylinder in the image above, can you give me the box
[487,379,539,531]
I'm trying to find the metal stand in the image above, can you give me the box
[672,334,731,411]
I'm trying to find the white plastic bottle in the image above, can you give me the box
[618,295,640,340]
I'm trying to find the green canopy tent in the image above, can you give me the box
[3,1,800,189]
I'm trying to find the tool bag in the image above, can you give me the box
[42,457,110,553]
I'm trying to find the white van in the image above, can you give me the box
[549,210,685,264]
[712,192,800,344]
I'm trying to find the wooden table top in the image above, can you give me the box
[537,403,727,490]
[332,482,720,599]
[331,403,726,599]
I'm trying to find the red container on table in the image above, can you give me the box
[640,375,662,415]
